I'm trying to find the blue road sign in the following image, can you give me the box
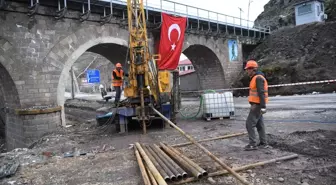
[86,69,100,83]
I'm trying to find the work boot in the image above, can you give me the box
[244,144,258,151]
[257,142,272,149]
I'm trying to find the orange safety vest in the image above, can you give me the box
[248,75,269,104]
[112,69,123,87]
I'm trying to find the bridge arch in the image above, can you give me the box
[182,44,226,90]
[55,37,128,108]
[43,25,132,125]
[0,45,21,149]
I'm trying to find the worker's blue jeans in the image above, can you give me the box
[114,86,121,103]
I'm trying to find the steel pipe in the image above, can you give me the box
[171,154,299,185]
[134,147,151,185]
[145,145,177,181]
[159,143,202,179]
[171,132,247,148]
[150,106,251,185]
[135,143,168,185]
[150,145,183,180]
[152,144,187,179]
[165,144,208,176]
[142,145,170,181]
[146,164,158,185]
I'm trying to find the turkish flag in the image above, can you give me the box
[158,13,187,70]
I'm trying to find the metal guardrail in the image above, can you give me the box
[99,0,271,33]
[22,0,270,35]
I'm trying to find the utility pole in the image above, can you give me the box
[70,66,75,99]
[238,7,244,26]
[247,0,253,28]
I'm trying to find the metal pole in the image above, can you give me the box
[197,8,199,30]
[146,165,158,185]
[238,7,243,26]
[135,143,168,185]
[171,132,247,147]
[150,145,182,179]
[142,144,170,181]
[135,147,151,185]
[160,0,162,22]
[247,0,253,28]
[150,106,252,185]
[173,2,176,14]
[165,144,208,176]
[159,143,202,178]
[110,0,113,16]
[225,15,228,34]
[152,144,187,178]
[186,6,189,29]
[146,145,176,180]
[146,0,148,20]
[171,154,299,185]
[70,66,75,99]
[216,13,219,33]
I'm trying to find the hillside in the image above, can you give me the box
[255,0,336,31]
[233,21,336,96]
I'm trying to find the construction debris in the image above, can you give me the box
[0,160,19,179]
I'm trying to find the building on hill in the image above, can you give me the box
[295,0,327,25]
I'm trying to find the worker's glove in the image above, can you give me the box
[261,108,267,114]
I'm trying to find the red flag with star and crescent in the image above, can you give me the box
[158,13,187,70]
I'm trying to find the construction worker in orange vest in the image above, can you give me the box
[112,63,124,105]
[244,60,270,151]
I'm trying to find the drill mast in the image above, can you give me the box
[125,0,160,133]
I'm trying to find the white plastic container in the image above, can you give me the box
[202,91,235,120]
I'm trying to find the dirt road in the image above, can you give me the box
[1,93,335,185]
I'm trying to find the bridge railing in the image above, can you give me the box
[100,0,271,34]
[18,0,270,34]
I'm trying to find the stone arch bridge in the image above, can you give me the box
[0,1,269,149]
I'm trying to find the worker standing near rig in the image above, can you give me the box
[244,60,271,151]
[112,63,124,105]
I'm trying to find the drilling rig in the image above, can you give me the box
[112,0,175,134]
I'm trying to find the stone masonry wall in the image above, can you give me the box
[182,35,245,89]
[6,111,60,150]
[6,112,25,149]
[21,112,60,146]
[0,1,252,149]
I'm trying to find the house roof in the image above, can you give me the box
[179,59,192,65]
[294,0,324,6]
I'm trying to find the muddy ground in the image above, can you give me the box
[1,94,336,185]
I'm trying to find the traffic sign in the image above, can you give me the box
[86,69,100,83]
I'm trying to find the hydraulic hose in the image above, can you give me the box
[178,90,217,119]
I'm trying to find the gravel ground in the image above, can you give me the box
[1,94,336,185]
